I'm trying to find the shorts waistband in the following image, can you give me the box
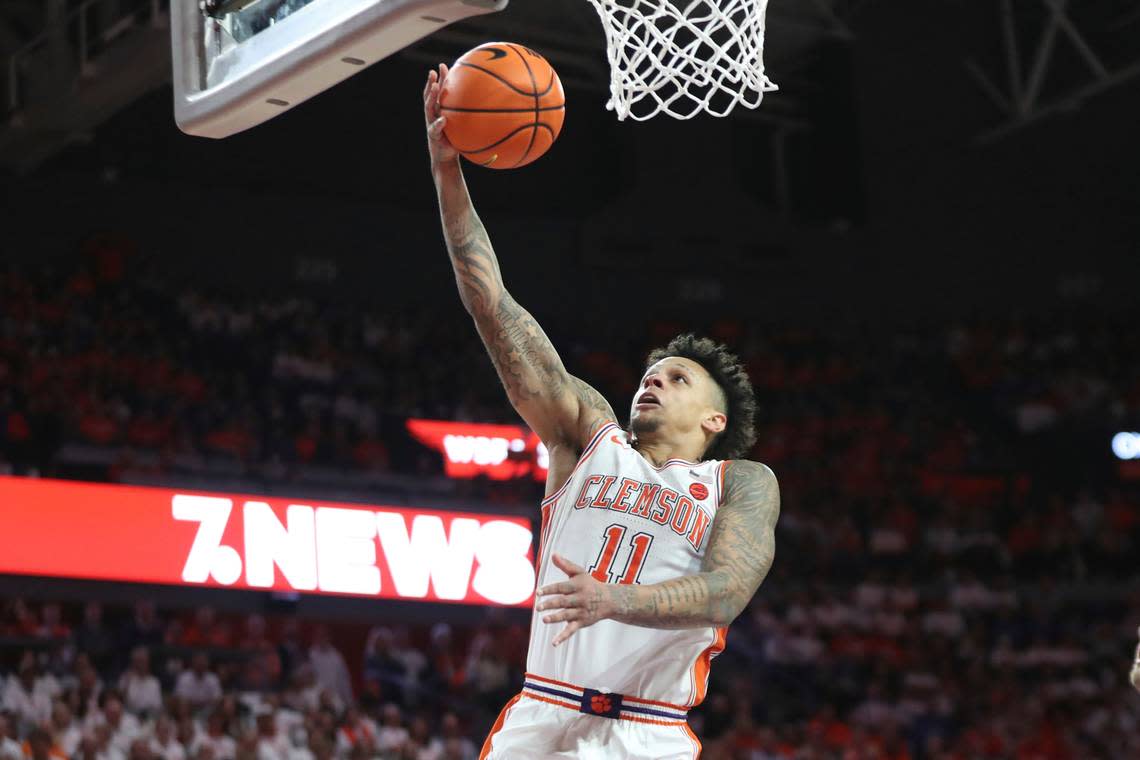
[521,672,690,725]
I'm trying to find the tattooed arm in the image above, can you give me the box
[536,461,780,642]
[424,65,616,448]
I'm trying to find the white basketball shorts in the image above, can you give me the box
[479,674,702,759]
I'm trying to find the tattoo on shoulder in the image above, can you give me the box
[722,461,780,521]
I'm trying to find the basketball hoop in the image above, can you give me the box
[584,0,778,121]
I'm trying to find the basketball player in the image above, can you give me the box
[424,65,780,759]
[1131,627,1140,692]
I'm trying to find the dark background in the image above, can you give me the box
[4,1,1138,321]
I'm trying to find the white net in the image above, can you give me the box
[585,0,778,121]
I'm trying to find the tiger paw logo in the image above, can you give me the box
[689,482,709,500]
[590,695,613,714]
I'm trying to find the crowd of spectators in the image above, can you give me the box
[2,248,1137,490]
[2,584,1138,759]
[1,246,1138,759]
[1,600,499,760]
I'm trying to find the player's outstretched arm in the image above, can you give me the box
[536,461,778,642]
[423,65,616,449]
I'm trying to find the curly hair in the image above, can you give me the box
[645,334,757,461]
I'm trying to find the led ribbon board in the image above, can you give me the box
[406,419,549,481]
[0,477,533,606]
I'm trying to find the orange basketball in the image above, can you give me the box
[440,42,565,170]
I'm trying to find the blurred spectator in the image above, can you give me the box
[308,629,351,709]
[362,630,405,707]
[74,605,116,677]
[190,712,234,760]
[422,714,474,760]
[48,702,82,757]
[119,604,164,655]
[373,705,408,755]
[84,692,141,758]
[118,649,161,718]
[0,715,22,760]
[2,656,53,731]
[333,708,376,758]
[180,610,231,651]
[253,710,290,760]
[173,656,221,711]
[70,657,103,722]
[22,727,66,760]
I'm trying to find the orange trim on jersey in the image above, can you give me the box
[687,627,728,707]
[537,502,553,568]
[478,692,522,760]
[539,422,618,507]
[519,692,687,726]
[524,672,690,712]
[683,723,703,758]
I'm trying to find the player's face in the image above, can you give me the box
[630,357,725,440]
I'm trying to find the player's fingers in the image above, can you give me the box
[440,63,449,81]
[550,553,573,575]
[536,581,575,597]
[428,116,447,138]
[541,609,580,625]
[424,85,438,125]
[554,553,588,576]
[423,70,435,100]
[534,594,573,612]
[552,621,581,648]
[551,553,588,578]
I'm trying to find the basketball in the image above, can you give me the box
[439,42,565,170]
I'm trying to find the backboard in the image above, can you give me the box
[172,0,509,138]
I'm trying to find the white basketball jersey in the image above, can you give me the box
[527,422,728,708]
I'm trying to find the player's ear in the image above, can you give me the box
[702,409,727,436]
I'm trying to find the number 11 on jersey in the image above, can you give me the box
[588,524,655,585]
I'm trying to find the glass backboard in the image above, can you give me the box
[172,0,509,138]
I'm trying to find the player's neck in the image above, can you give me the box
[631,435,705,467]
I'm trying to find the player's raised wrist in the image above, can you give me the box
[431,158,462,184]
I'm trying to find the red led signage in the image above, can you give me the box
[0,477,534,606]
[406,419,549,482]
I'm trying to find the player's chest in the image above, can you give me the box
[563,450,720,557]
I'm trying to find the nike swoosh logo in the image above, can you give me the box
[483,47,509,61]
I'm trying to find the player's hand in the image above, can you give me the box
[535,554,614,647]
[424,64,459,165]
